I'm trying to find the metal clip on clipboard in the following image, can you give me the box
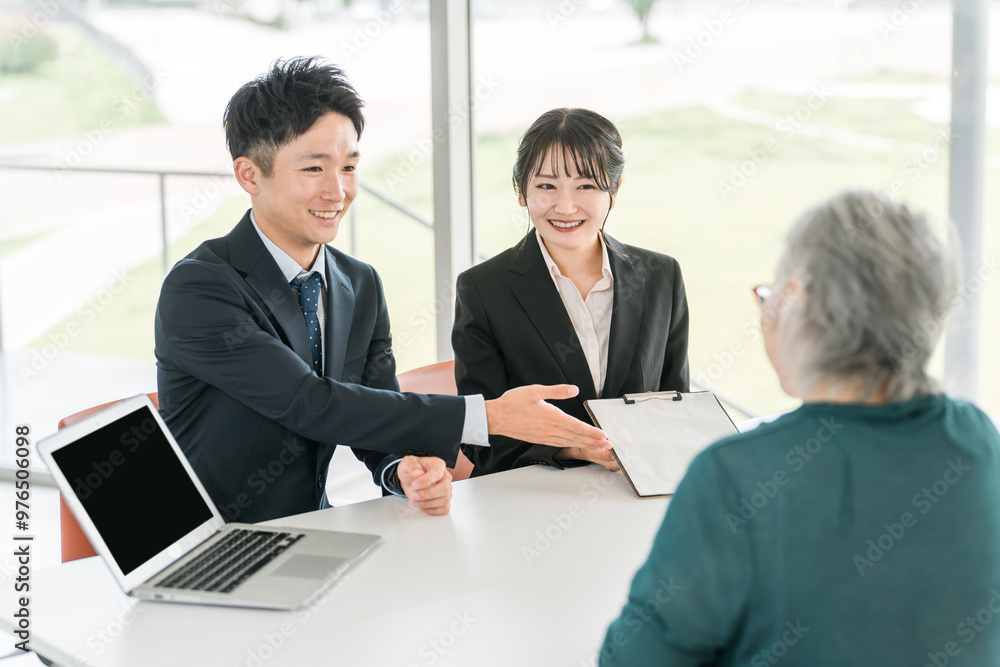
[585,391,738,498]
[622,391,683,405]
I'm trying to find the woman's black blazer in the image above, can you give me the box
[452,230,690,475]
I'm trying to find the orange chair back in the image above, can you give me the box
[397,360,458,395]
[58,392,159,562]
[397,360,474,480]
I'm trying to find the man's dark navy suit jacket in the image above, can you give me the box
[155,211,465,522]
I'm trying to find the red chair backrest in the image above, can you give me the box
[58,393,159,562]
[397,361,474,481]
[397,360,458,395]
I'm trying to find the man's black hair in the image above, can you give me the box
[223,56,365,177]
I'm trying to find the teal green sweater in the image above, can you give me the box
[601,394,1000,666]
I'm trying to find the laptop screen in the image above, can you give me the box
[52,405,214,575]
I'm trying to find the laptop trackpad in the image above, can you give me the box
[272,554,346,579]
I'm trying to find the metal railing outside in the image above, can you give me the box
[0,162,430,277]
[0,162,756,422]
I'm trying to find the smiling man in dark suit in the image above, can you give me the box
[154,58,610,523]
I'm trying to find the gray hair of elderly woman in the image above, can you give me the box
[773,190,958,401]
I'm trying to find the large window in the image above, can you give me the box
[0,0,996,458]
[0,0,441,447]
[470,0,998,418]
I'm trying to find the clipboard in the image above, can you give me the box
[584,391,738,498]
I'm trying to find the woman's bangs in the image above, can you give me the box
[535,137,611,192]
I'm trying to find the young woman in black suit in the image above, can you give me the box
[452,108,690,475]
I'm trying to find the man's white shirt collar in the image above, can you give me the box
[250,209,327,285]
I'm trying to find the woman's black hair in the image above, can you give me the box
[512,108,625,253]
[223,56,365,177]
[513,108,624,203]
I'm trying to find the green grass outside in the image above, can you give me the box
[0,25,164,143]
[864,70,947,84]
[27,196,250,358]
[21,78,1000,417]
[0,230,50,257]
[732,93,948,146]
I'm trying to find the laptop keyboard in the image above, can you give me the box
[155,529,305,594]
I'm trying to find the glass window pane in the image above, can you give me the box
[0,0,436,454]
[472,0,997,417]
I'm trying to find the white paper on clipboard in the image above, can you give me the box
[585,391,738,498]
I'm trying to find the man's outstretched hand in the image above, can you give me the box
[485,384,611,452]
[398,456,453,516]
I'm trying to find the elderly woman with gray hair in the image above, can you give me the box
[600,190,1000,666]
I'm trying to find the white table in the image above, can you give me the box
[7,466,670,666]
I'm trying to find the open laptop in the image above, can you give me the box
[38,394,381,610]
